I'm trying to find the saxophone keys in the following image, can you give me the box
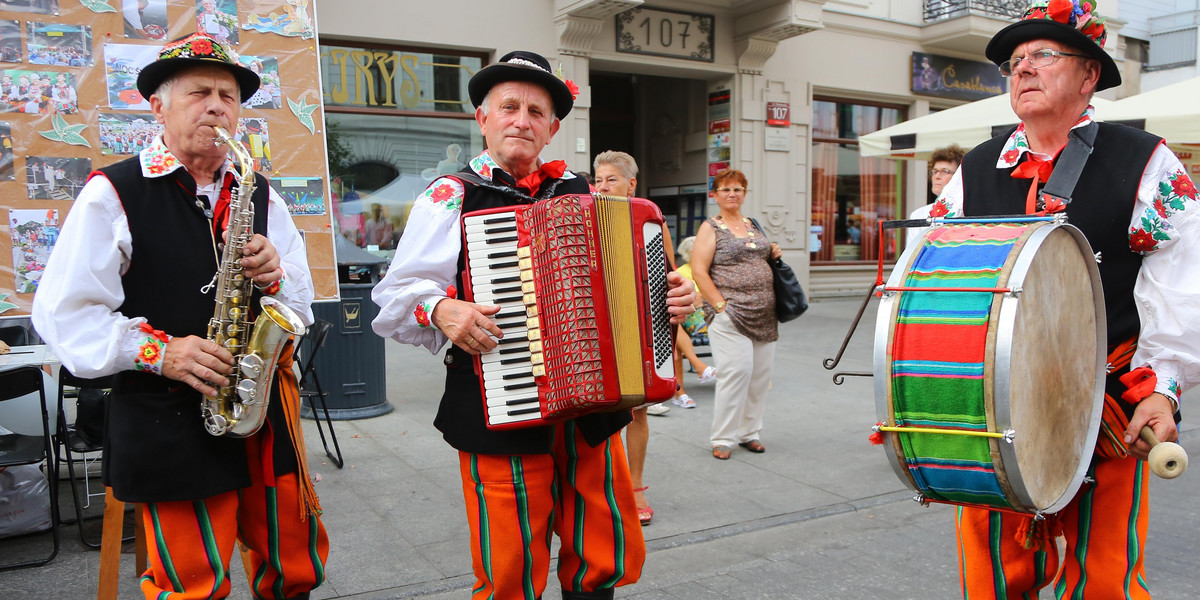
[236,378,258,404]
[239,354,265,378]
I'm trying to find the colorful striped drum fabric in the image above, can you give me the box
[889,223,1031,509]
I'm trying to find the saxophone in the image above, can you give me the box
[202,126,305,437]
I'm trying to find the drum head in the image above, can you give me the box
[1000,224,1103,512]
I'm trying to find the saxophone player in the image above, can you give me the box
[33,33,328,600]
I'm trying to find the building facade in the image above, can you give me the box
[315,0,1118,295]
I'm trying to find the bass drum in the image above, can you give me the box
[873,219,1105,514]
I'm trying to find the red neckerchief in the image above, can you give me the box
[514,160,566,193]
[210,171,236,238]
[1010,147,1063,214]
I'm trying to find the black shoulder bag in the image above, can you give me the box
[749,218,807,322]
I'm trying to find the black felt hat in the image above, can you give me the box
[986,0,1120,91]
[137,32,260,103]
[468,50,576,119]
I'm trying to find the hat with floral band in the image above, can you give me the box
[468,50,578,119]
[986,0,1120,91]
[137,32,260,103]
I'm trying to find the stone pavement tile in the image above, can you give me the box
[315,510,444,598]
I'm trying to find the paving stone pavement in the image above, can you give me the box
[2,298,1197,599]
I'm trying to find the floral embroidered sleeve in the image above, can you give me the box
[132,323,172,374]
[370,176,466,353]
[1130,144,1200,405]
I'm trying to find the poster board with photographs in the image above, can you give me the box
[0,0,335,320]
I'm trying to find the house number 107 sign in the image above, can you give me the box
[616,7,714,63]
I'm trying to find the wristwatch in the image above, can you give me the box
[715,300,726,312]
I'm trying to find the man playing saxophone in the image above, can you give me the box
[32,33,328,600]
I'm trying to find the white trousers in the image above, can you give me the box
[707,311,776,448]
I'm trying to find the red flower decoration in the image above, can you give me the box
[1154,196,1169,218]
[1129,228,1157,253]
[430,184,455,203]
[929,200,949,218]
[192,38,214,56]
[138,342,162,365]
[1047,0,1073,23]
[139,322,170,343]
[1003,148,1021,164]
[414,305,431,327]
[1171,174,1197,199]
[564,79,580,101]
[1028,8,1047,19]
[1080,21,1104,40]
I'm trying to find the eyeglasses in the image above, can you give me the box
[715,187,747,194]
[998,49,1088,77]
[928,168,955,177]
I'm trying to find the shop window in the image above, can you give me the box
[320,43,485,258]
[811,98,906,264]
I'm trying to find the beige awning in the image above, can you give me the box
[1100,76,1200,144]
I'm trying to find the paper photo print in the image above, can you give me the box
[240,55,281,108]
[27,22,92,67]
[196,0,239,45]
[104,43,161,110]
[0,122,13,180]
[0,0,58,15]
[235,117,271,172]
[25,155,90,200]
[269,176,325,216]
[99,112,161,155]
[9,208,58,294]
[243,0,314,40]
[0,20,23,64]
[0,69,78,114]
[123,0,168,41]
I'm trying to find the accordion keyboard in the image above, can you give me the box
[463,210,544,426]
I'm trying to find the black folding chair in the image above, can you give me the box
[0,366,59,570]
[296,320,343,468]
[55,368,115,549]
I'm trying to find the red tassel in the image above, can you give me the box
[869,422,885,445]
[1119,366,1157,404]
[445,284,457,299]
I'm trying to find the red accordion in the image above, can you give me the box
[461,193,677,430]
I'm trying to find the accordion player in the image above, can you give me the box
[462,192,678,430]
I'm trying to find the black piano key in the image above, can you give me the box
[489,260,519,269]
[493,285,522,294]
[500,357,530,365]
[502,370,533,380]
[496,335,529,346]
[489,235,518,245]
[487,251,519,260]
[484,225,517,234]
[483,215,515,224]
[499,347,528,355]
[491,275,521,284]
[509,406,540,415]
[497,310,525,319]
[504,381,537,391]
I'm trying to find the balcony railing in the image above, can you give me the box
[924,0,1025,23]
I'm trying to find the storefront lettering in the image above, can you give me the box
[324,48,413,108]
[939,65,1004,95]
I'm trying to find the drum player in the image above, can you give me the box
[926,1,1200,597]
[371,50,697,600]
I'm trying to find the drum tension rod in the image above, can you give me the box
[874,423,1016,443]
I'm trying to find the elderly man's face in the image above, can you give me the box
[476,80,559,173]
[1008,38,1099,124]
[151,65,241,164]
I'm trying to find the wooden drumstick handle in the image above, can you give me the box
[1139,426,1189,479]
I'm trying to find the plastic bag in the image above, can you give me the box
[0,464,52,538]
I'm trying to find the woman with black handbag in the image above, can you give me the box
[691,169,782,460]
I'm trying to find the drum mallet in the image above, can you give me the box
[1139,426,1188,479]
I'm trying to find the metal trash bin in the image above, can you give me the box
[299,238,393,420]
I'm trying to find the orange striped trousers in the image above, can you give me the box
[139,435,329,600]
[458,421,645,600]
[956,456,1151,599]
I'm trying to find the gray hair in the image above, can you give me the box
[677,236,696,263]
[593,150,638,179]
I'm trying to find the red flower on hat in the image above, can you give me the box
[1047,0,1074,23]
[564,79,580,100]
[192,38,214,56]
[1028,7,1047,19]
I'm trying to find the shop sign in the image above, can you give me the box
[911,51,1007,102]
[321,46,480,112]
[764,127,789,152]
[708,162,730,176]
[708,118,730,134]
[709,132,730,148]
[616,7,714,62]
[766,101,790,127]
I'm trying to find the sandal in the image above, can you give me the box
[699,366,717,384]
[632,486,653,526]
[739,440,766,453]
[712,446,731,460]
